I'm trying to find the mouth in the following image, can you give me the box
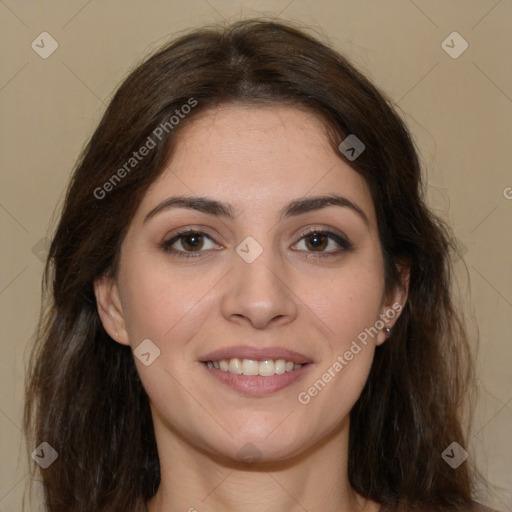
[199,346,313,396]
[203,357,305,376]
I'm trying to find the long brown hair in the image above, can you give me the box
[24,18,483,512]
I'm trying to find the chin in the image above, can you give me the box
[209,439,307,466]
[194,421,314,466]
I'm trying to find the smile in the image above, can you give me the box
[202,360,312,396]
[205,358,303,376]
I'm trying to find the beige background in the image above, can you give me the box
[1,1,511,511]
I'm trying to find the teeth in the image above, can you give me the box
[206,358,304,376]
[228,358,243,374]
[275,359,286,374]
[242,359,259,375]
[258,359,274,377]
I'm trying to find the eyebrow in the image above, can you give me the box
[143,194,369,227]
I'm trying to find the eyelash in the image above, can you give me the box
[161,227,352,259]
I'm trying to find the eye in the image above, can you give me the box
[293,228,352,258]
[161,229,218,258]
[161,227,352,259]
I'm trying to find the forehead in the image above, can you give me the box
[135,104,376,224]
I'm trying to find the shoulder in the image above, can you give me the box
[468,501,502,512]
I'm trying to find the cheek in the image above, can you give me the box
[309,260,385,349]
[119,255,207,343]
[291,255,384,405]
[296,277,382,425]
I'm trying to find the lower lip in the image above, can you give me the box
[202,362,312,396]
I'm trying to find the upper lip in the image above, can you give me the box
[199,345,313,365]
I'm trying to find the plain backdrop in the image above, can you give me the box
[0,1,511,511]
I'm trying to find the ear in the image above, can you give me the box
[93,274,130,346]
[375,261,410,346]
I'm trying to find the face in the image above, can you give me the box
[95,104,406,464]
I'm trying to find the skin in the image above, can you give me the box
[95,105,408,512]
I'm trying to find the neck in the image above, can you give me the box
[146,414,379,512]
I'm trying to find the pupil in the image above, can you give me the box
[308,232,326,250]
[184,233,202,250]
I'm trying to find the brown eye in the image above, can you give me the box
[161,230,217,258]
[179,232,205,251]
[294,229,352,257]
[304,231,329,251]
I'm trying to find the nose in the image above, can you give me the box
[220,247,298,330]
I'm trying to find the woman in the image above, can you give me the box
[24,18,500,512]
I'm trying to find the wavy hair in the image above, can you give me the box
[24,18,483,512]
